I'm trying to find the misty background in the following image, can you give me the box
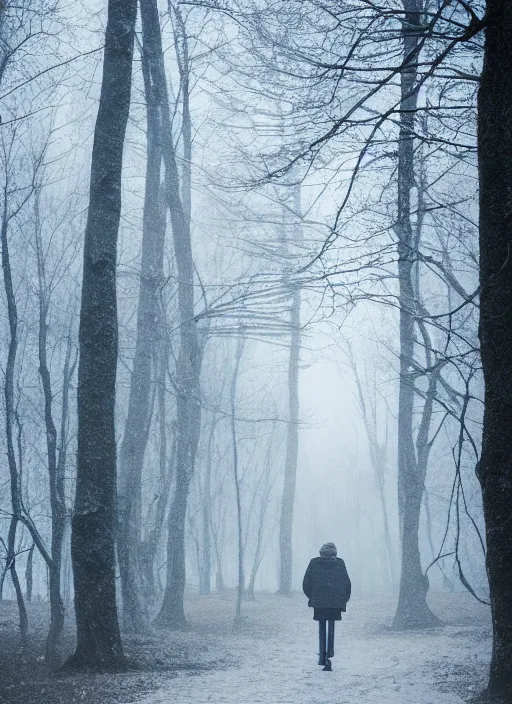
[0,3,493,696]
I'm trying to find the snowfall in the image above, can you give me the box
[131,590,491,704]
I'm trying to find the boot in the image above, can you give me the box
[323,658,332,671]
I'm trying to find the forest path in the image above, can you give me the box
[133,592,491,704]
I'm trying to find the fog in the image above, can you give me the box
[0,1,501,703]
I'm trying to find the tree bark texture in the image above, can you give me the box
[392,0,438,630]
[1,183,29,644]
[2,174,61,647]
[278,185,302,595]
[140,0,201,630]
[117,12,166,632]
[231,336,245,621]
[25,544,34,602]
[248,475,271,601]
[66,0,137,671]
[7,517,28,643]
[477,2,512,698]
[199,415,216,596]
[278,283,300,594]
[34,190,67,665]
[140,362,175,610]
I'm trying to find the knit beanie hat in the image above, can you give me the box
[319,542,337,557]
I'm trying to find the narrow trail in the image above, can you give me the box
[133,592,491,704]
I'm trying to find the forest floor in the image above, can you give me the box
[0,590,491,704]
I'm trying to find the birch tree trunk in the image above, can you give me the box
[477,2,512,698]
[66,0,137,670]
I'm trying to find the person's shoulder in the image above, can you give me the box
[335,557,346,565]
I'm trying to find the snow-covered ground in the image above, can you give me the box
[133,591,491,704]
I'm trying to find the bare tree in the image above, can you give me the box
[138,0,202,630]
[477,2,512,699]
[247,421,279,600]
[1,130,29,645]
[230,333,245,621]
[65,0,137,671]
[117,0,167,632]
[278,185,302,595]
[33,184,67,664]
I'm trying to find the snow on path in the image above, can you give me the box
[133,593,491,704]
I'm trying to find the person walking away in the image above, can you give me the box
[302,542,351,671]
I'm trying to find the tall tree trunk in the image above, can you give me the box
[117,14,166,632]
[25,543,34,602]
[477,2,512,698]
[231,336,245,622]
[159,44,200,627]
[65,0,137,671]
[0,6,8,87]
[247,493,269,601]
[199,414,216,596]
[2,182,28,644]
[158,472,191,628]
[0,560,6,600]
[278,185,301,595]
[171,2,192,226]
[215,566,225,593]
[58,333,76,611]
[392,0,438,630]
[2,176,59,643]
[62,524,72,607]
[247,550,263,601]
[34,189,67,665]
[212,511,226,593]
[278,285,300,594]
[7,518,28,644]
[140,0,201,630]
[140,360,175,611]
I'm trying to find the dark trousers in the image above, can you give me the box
[318,620,335,662]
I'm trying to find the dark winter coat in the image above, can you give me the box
[302,557,351,610]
